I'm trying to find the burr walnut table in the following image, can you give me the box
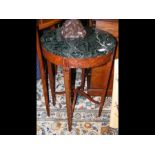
[40,27,116,131]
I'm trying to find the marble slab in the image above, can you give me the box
[40,27,116,58]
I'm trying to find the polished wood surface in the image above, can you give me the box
[63,67,72,131]
[37,19,62,30]
[42,47,112,68]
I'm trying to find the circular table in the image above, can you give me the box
[40,27,116,131]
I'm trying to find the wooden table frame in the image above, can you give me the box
[42,48,115,131]
[36,19,93,118]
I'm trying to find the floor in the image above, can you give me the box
[37,67,118,135]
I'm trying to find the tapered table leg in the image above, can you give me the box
[63,67,72,131]
[47,61,56,106]
[81,68,85,90]
[98,61,113,117]
[36,30,50,116]
[40,62,50,116]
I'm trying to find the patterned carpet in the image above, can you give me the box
[37,67,118,135]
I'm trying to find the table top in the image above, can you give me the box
[40,27,116,58]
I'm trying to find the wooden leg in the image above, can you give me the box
[36,30,50,116]
[98,61,113,117]
[47,61,56,106]
[55,65,57,75]
[72,89,78,115]
[63,67,72,131]
[40,60,50,116]
[81,68,85,90]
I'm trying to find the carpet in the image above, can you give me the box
[37,67,118,135]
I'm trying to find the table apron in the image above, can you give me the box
[42,48,112,68]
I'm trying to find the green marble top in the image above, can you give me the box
[40,27,116,58]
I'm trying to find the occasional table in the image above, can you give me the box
[40,27,116,131]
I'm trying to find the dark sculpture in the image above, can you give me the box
[61,19,86,39]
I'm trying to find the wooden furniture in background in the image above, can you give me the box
[37,19,62,30]
[87,19,118,96]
